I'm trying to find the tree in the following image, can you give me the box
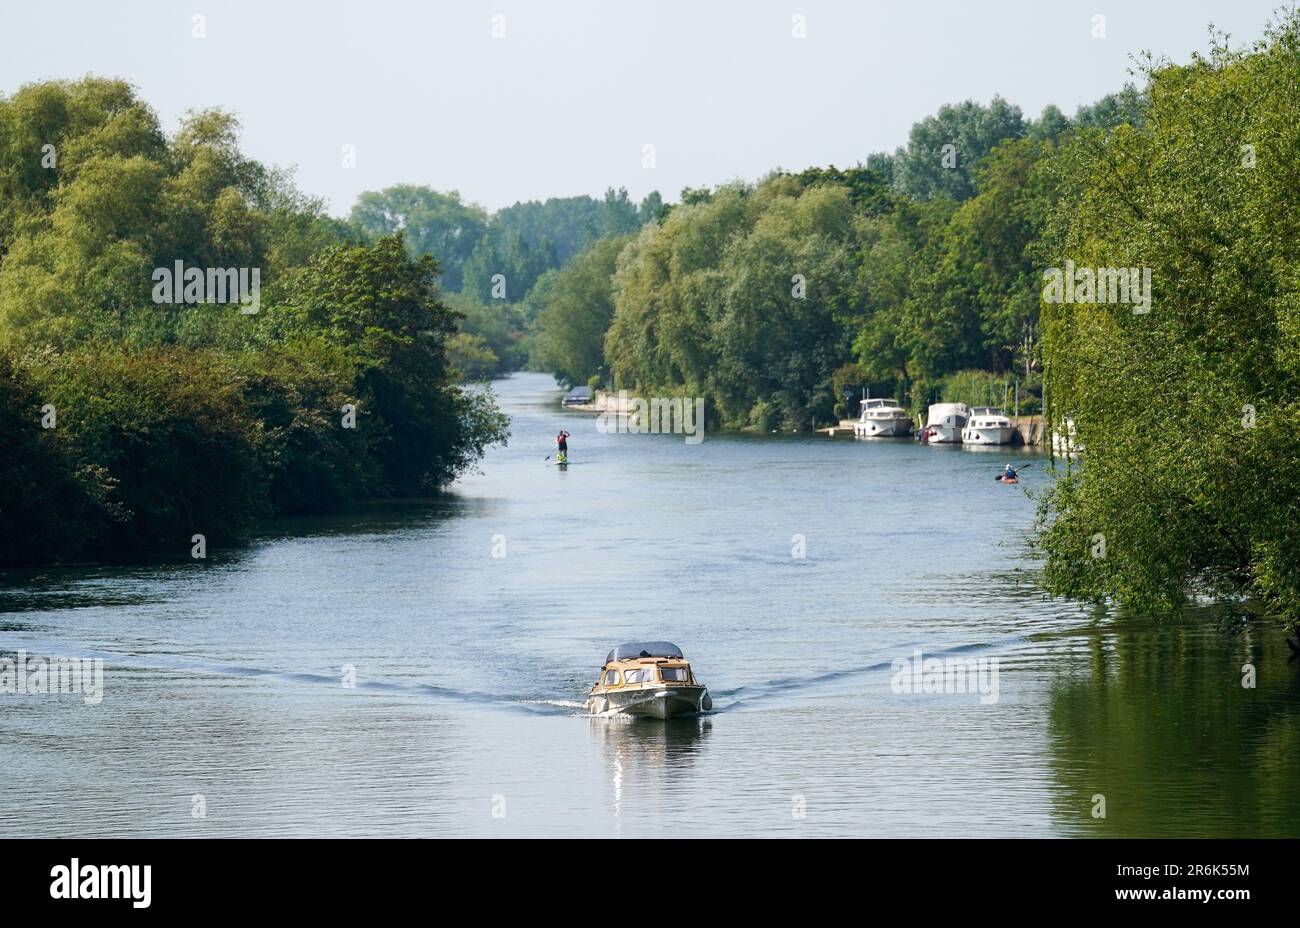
[891,97,1027,201]
[1036,14,1300,627]
[1072,84,1147,132]
[0,80,510,567]
[349,185,488,292]
[533,235,631,387]
[638,190,668,224]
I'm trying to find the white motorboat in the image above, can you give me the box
[962,406,1016,445]
[921,402,969,443]
[852,398,913,438]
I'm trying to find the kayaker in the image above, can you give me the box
[1003,463,1017,481]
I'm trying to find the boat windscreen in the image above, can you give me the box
[607,641,684,663]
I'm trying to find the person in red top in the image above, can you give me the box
[556,430,570,462]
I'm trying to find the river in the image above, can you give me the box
[1,372,1296,837]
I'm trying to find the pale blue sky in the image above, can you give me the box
[0,1,1290,215]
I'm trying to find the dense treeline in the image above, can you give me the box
[524,14,1300,625]
[1036,15,1300,627]
[0,78,507,566]
[349,184,662,379]
[532,89,1144,426]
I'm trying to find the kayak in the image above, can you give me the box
[996,476,1018,484]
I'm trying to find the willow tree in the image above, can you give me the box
[1036,14,1300,627]
[531,234,631,387]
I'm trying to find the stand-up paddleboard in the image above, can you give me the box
[545,450,592,465]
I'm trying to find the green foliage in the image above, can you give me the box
[1036,15,1300,626]
[603,179,861,429]
[528,86,1148,432]
[831,363,869,398]
[277,235,504,494]
[890,96,1027,201]
[461,227,557,304]
[456,188,654,306]
[348,184,661,338]
[444,291,527,378]
[447,333,500,382]
[492,187,646,264]
[792,165,894,215]
[935,369,1015,409]
[232,336,373,514]
[349,186,487,292]
[1071,84,1147,132]
[0,352,107,564]
[0,79,509,565]
[532,235,630,387]
[8,347,265,559]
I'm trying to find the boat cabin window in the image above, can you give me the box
[660,666,689,682]
[623,667,656,684]
[603,670,620,685]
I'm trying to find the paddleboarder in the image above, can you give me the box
[556,429,570,464]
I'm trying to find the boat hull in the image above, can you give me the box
[962,426,1015,445]
[923,425,963,443]
[588,686,710,719]
[853,418,912,438]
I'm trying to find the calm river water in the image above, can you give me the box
[1,372,1296,837]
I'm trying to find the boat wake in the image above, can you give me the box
[0,632,1035,718]
[709,635,1028,712]
[0,635,577,716]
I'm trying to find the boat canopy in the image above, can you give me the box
[926,402,969,425]
[606,641,685,663]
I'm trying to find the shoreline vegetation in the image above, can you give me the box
[0,82,509,566]
[530,14,1300,630]
[3,13,1299,631]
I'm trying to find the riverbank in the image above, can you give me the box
[574,388,1048,445]
[820,414,1045,445]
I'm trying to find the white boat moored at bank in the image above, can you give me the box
[921,402,969,443]
[853,398,913,438]
[962,407,1016,445]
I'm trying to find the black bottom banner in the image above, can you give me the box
[0,838,1286,914]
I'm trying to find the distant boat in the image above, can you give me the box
[586,641,712,720]
[853,398,913,438]
[962,406,1016,445]
[922,402,969,443]
[562,386,593,407]
[1051,416,1082,457]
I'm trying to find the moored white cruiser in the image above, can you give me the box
[921,402,969,443]
[853,398,913,438]
[961,406,1016,445]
